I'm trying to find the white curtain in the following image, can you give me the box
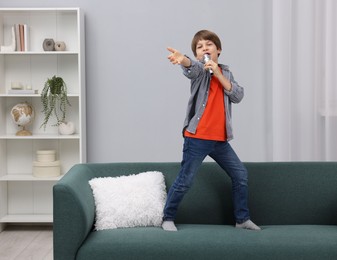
[270,0,337,161]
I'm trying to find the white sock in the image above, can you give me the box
[235,220,261,231]
[162,221,177,231]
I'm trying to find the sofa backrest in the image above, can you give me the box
[83,162,337,226]
[243,162,337,225]
[172,161,337,225]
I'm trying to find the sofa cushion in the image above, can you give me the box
[76,224,337,260]
[89,171,166,230]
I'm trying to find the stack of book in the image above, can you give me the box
[14,24,29,52]
[8,89,38,94]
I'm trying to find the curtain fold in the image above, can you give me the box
[270,0,337,161]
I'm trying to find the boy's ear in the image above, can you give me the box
[217,49,221,57]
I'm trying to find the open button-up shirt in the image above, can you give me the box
[181,58,244,141]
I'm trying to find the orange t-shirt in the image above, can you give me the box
[184,73,226,141]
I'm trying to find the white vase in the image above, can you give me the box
[58,122,75,135]
[0,26,16,52]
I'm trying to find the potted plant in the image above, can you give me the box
[40,75,71,130]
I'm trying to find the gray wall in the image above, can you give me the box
[1,0,270,163]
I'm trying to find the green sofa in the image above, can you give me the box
[53,162,337,260]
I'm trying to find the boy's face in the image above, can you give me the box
[195,39,221,63]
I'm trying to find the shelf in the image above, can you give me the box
[0,174,62,181]
[0,7,79,12]
[0,51,78,55]
[0,214,53,223]
[0,93,80,97]
[0,7,85,228]
[0,134,80,139]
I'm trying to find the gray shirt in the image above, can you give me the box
[181,58,244,141]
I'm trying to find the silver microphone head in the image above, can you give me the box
[203,54,213,75]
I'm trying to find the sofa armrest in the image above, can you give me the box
[53,164,96,260]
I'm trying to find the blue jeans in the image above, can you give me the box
[163,137,250,224]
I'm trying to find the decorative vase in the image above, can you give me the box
[58,121,75,135]
[0,26,16,52]
[55,41,66,51]
[43,38,55,51]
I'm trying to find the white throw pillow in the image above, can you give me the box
[89,171,167,230]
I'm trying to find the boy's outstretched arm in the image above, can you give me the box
[167,47,191,68]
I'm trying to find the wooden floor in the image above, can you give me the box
[0,225,53,260]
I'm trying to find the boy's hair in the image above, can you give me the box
[191,30,222,57]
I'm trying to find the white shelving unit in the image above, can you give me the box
[0,8,86,231]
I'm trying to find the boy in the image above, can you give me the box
[162,30,260,232]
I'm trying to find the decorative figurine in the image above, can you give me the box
[55,41,66,51]
[43,38,55,51]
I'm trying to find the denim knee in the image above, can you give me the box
[172,175,193,192]
[233,168,248,186]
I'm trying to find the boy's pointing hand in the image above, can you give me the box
[167,47,184,65]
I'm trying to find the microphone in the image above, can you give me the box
[203,54,213,75]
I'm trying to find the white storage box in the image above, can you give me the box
[33,160,61,177]
[36,150,56,162]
